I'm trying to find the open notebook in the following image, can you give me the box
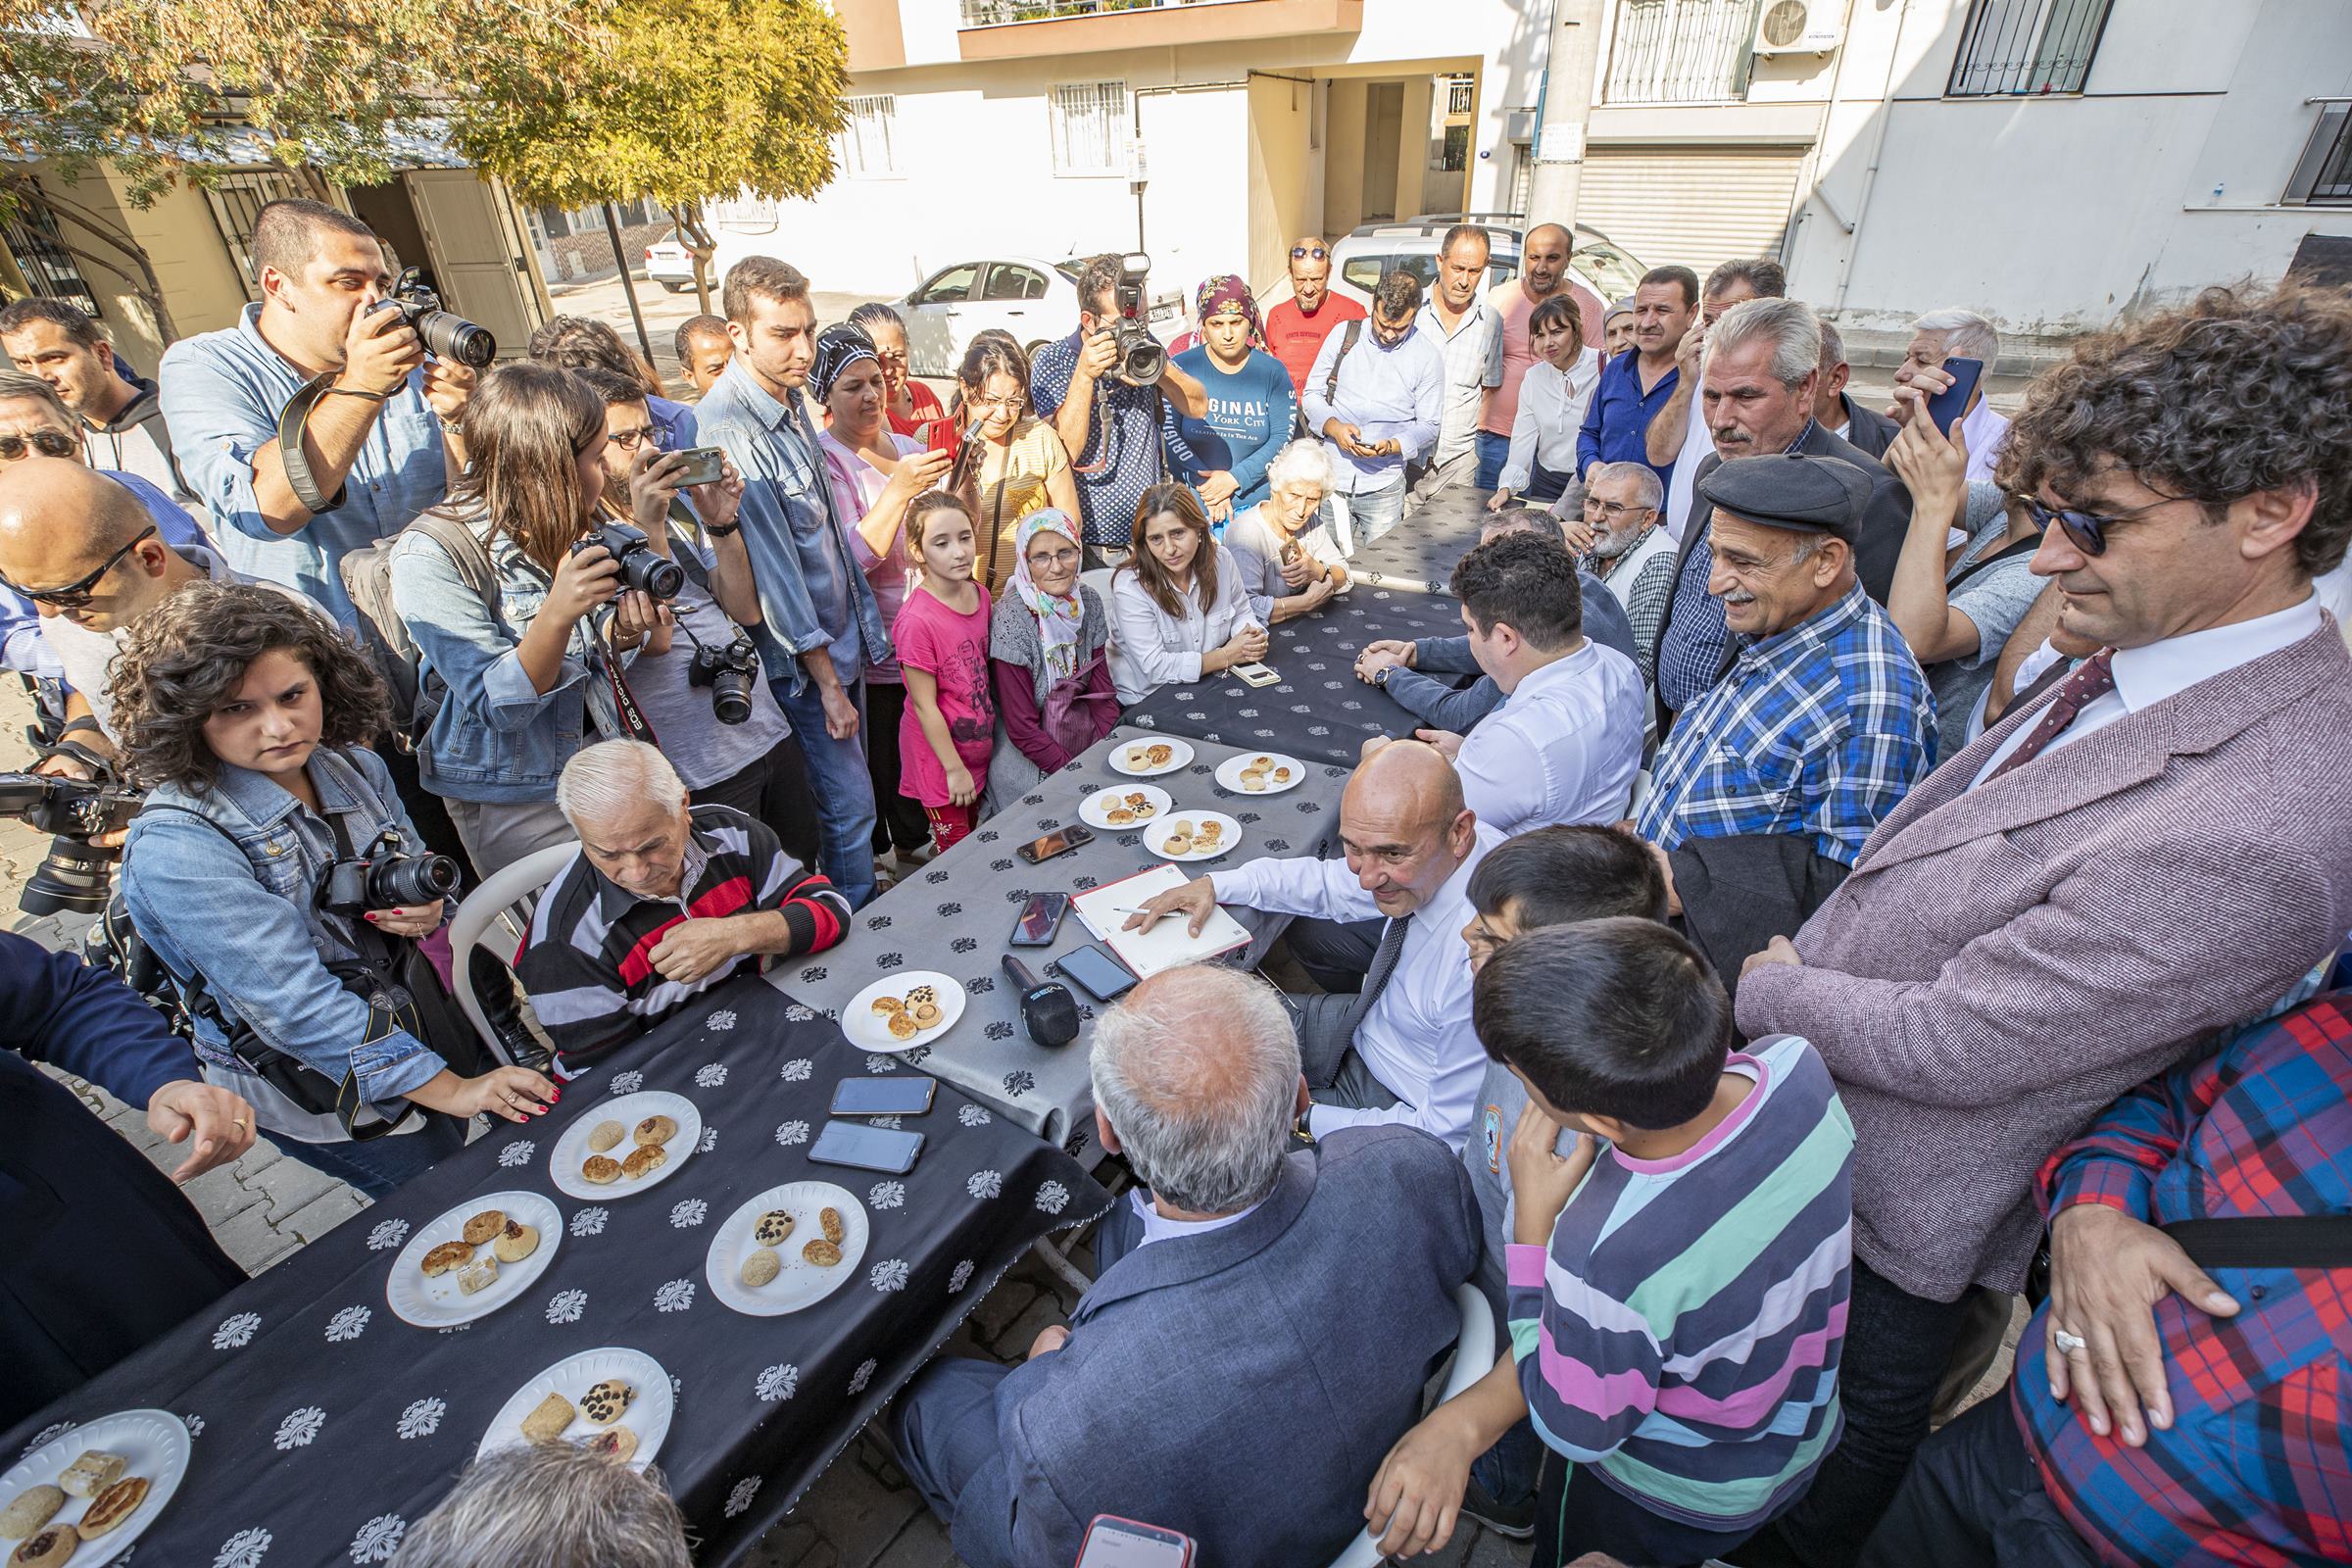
[1069,862,1254,980]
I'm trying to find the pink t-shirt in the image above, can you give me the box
[818,429,924,683]
[894,581,997,807]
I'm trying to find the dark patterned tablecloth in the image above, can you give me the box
[0,976,1104,1568]
[1345,485,1495,593]
[1123,583,1472,765]
[775,725,1349,1149]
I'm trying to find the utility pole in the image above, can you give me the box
[1525,0,1608,232]
[602,201,656,367]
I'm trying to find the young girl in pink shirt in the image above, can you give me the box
[895,492,998,852]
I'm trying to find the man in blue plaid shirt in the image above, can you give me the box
[1637,453,1935,869]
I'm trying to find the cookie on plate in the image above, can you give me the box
[1273,766,1293,782]
[740,1248,781,1288]
[1162,833,1193,856]
[869,995,905,1017]
[752,1209,795,1246]
[461,1209,507,1247]
[580,1380,633,1425]
[1132,801,1158,818]
[621,1144,666,1180]
[0,1485,63,1541]
[1123,745,1151,767]
[492,1219,540,1262]
[633,1114,677,1147]
[458,1256,500,1294]
[1105,807,1134,825]
[74,1478,149,1542]
[582,1154,623,1185]
[909,1002,942,1027]
[820,1205,847,1244]
[582,1426,637,1463]
[8,1525,74,1568]
[886,1010,919,1040]
[420,1240,475,1276]
[802,1238,842,1267]
[1146,743,1173,764]
[907,984,937,1004]
[586,1120,625,1152]
[55,1454,122,1504]
[520,1392,575,1445]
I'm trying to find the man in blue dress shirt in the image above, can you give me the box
[1576,266,1697,491]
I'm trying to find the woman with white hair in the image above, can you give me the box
[1221,438,1349,625]
[390,1444,691,1568]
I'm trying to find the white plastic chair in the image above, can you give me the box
[1331,1283,1499,1567]
[447,841,579,1062]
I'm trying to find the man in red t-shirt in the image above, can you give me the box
[1263,236,1367,407]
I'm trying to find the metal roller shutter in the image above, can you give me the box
[1578,146,1807,279]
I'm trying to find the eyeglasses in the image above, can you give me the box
[1586,500,1651,520]
[2014,492,2180,558]
[606,426,660,451]
[968,394,1026,412]
[1290,246,1328,262]
[0,429,77,462]
[1026,546,1081,569]
[0,522,155,608]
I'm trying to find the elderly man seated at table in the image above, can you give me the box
[1127,740,1501,1149]
[891,963,1480,1567]
[1575,461,1678,688]
[1403,530,1644,836]
[1351,508,1642,736]
[517,740,850,1077]
[1223,437,1349,624]
[1634,453,1935,984]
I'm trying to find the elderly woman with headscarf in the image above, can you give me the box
[812,321,955,869]
[986,508,1117,798]
[1161,273,1298,528]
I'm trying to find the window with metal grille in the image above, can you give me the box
[1604,0,1761,105]
[0,193,103,318]
[201,171,310,302]
[1445,74,1476,117]
[2286,102,2352,206]
[836,95,899,178]
[1049,81,1128,177]
[1946,0,2113,97]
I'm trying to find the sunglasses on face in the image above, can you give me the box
[0,522,156,608]
[1291,246,1328,262]
[0,429,77,462]
[2015,492,2180,558]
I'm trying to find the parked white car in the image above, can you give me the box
[1328,217,1647,317]
[897,255,1086,378]
[643,229,698,293]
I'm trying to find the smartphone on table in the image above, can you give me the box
[808,1120,925,1174]
[1009,890,1071,947]
[1233,662,1280,688]
[829,1076,938,1117]
[671,445,727,486]
[1923,357,1984,437]
[1078,1516,1195,1568]
[1017,823,1095,864]
[1050,942,1139,1003]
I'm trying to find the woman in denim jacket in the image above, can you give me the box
[117,583,558,1198]
[389,362,669,875]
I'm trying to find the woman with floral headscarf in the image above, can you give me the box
[812,321,954,868]
[1161,273,1298,529]
[985,508,1116,798]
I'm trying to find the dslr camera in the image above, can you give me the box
[573,521,687,601]
[688,634,761,726]
[0,769,144,916]
[1107,252,1165,387]
[370,266,497,368]
[318,832,463,919]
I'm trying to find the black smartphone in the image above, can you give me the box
[1050,942,1139,1003]
[808,1119,925,1174]
[671,444,727,486]
[1009,890,1071,947]
[1078,1516,1194,1568]
[1923,357,1984,437]
[1016,823,1095,864]
[828,1076,938,1117]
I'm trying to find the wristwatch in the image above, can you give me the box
[1371,663,1393,688]
[1293,1106,1316,1144]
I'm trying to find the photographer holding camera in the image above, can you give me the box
[1030,254,1210,564]
[388,363,668,875]
[159,200,477,627]
[114,582,557,1199]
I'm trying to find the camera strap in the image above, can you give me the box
[276,373,354,516]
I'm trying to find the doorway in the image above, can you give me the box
[1362,82,1403,222]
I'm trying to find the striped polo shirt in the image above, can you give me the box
[1504,1033,1854,1533]
[517,805,847,1071]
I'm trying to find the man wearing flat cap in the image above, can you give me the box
[1630,451,1935,987]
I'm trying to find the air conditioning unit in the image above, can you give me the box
[1752,0,1842,55]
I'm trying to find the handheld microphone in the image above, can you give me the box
[1002,953,1081,1048]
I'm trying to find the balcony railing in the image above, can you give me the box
[1604,0,1761,105]
[959,0,1231,24]
[1446,76,1476,116]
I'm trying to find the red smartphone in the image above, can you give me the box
[1076,1516,1194,1568]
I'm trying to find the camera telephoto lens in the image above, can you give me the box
[622,550,688,602]
[709,667,754,726]
[365,853,463,909]
[20,835,116,916]
[417,311,498,368]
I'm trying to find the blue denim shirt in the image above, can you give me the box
[159,304,449,624]
[691,359,888,694]
[388,503,604,803]
[122,746,449,1114]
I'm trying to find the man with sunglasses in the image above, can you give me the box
[1727,280,2352,1568]
[1263,236,1366,405]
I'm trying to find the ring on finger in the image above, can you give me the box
[2052,1327,2088,1355]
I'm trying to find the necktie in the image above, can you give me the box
[1345,915,1411,1034]
[1984,647,2117,783]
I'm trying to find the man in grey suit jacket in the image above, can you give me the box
[892,964,1480,1567]
[1729,279,2352,1568]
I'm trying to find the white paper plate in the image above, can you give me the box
[548,1091,701,1201]
[0,1408,189,1567]
[1108,736,1194,776]
[477,1347,672,1472]
[385,1189,564,1328]
[1078,782,1172,829]
[1214,752,1306,795]
[705,1181,871,1317]
[843,971,966,1054]
[1148,810,1244,862]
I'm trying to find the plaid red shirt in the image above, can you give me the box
[2012,983,2352,1567]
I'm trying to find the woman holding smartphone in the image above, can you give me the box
[949,336,1082,593]
[117,583,557,1199]
[846,302,950,445]
[1106,481,1265,705]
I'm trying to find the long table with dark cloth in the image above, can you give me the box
[0,975,1104,1568]
[775,724,1349,1150]
[1344,484,1496,593]
[1122,582,1472,765]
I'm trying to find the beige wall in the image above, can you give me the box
[1323,78,1370,238]
[18,163,248,374]
[1247,74,1318,294]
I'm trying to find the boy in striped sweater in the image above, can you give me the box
[1366,917,1854,1565]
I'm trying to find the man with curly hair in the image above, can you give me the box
[1729,281,2352,1568]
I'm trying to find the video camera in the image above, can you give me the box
[370,266,497,368]
[317,831,463,918]
[1107,252,1165,387]
[688,633,760,726]
[0,770,145,916]
[573,521,687,601]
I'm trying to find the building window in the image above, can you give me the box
[1947,0,2113,98]
[1605,0,1761,105]
[1050,81,1128,177]
[201,170,310,302]
[836,95,899,178]
[1442,124,1471,173]
[0,191,103,319]
[1445,74,1476,117]
[2286,102,2352,206]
